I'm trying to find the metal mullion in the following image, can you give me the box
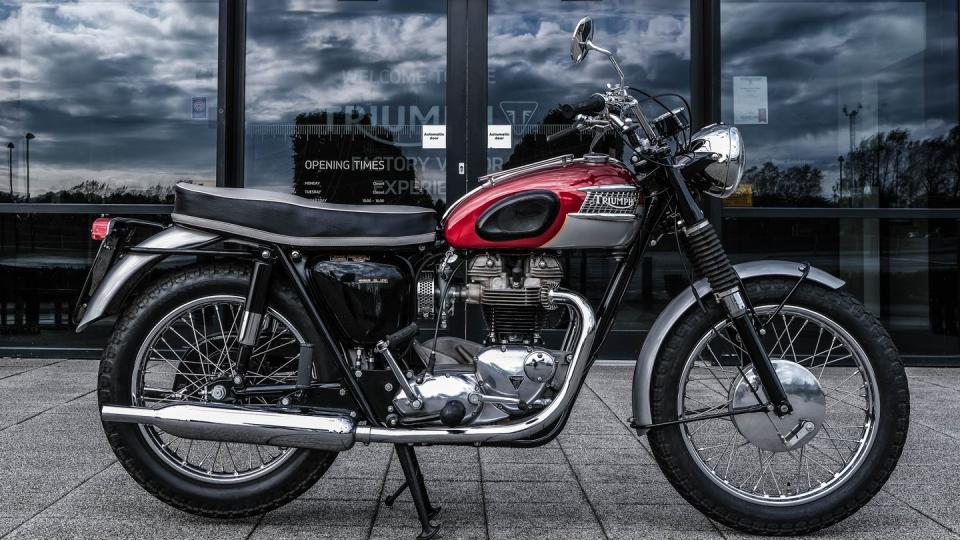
[217,0,246,188]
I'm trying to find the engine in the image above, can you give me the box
[464,253,563,345]
[393,253,573,428]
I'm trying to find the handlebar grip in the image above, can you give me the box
[384,322,419,347]
[546,124,579,143]
[558,95,605,121]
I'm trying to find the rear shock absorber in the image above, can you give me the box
[683,218,793,416]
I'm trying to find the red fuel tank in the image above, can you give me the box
[443,155,643,250]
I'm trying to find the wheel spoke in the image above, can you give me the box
[134,297,302,483]
[679,303,877,505]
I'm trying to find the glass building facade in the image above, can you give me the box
[0,0,957,362]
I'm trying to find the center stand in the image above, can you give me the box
[388,444,442,539]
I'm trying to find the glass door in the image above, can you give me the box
[243,0,450,211]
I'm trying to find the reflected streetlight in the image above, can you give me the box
[837,155,844,206]
[6,142,13,197]
[24,133,35,202]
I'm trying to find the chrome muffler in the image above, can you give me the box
[101,404,356,452]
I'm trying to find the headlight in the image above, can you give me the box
[688,124,745,198]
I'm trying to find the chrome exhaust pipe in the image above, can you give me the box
[102,289,594,450]
[101,403,356,452]
[355,288,597,445]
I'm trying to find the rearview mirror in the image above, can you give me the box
[570,17,593,63]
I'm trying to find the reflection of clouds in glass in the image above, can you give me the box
[0,1,219,196]
[245,3,445,122]
[244,1,447,202]
[721,1,958,200]
[488,1,690,126]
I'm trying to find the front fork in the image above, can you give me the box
[665,165,793,416]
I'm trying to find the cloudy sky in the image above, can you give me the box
[721,1,958,198]
[0,0,956,203]
[0,1,219,196]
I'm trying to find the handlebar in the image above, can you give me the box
[558,95,606,121]
[546,124,581,143]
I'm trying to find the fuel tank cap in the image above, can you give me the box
[582,152,610,164]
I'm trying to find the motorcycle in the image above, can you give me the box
[76,17,909,538]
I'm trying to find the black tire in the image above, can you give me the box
[648,278,909,535]
[98,263,337,518]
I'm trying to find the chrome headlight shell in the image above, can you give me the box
[688,124,745,198]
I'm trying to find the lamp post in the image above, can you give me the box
[6,142,13,197]
[842,104,862,153]
[837,155,844,206]
[24,133,35,202]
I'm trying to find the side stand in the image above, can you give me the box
[391,444,441,540]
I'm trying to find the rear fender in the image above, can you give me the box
[631,260,845,434]
[74,226,219,332]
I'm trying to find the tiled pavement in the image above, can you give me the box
[0,358,959,539]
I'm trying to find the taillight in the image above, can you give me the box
[91,217,113,241]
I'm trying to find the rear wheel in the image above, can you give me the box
[648,279,909,534]
[98,264,337,517]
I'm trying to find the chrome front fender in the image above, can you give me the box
[631,260,845,434]
[74,226,219,332]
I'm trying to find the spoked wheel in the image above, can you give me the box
[648,278,909,535]
[133,295,303,483]
[99,264,338,517]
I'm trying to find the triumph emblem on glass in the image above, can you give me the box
[75,17,909,539]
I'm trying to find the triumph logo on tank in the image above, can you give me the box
[598,192,637,210]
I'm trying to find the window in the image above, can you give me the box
[243,0,447,210]
[0,1,219,204]
[721,0,959,208]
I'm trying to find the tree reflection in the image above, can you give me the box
[742,126,960,208]
[0,180,182,204]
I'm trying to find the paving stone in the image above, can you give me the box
[595,502,719,533]
[485,501,598,529]
[479,460,576,482]
[580,480,686,506]
[5,517,257,540]
[479,446,566,464]
[250,524,369,539]
[488,524,605,539]
[483,480,585,503]
[0,362,956,539]
[257,499,377,528]
[370,525,486,540]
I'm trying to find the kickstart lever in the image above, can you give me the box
[375,324,423,410]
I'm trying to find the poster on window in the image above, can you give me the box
[733,76,768,125]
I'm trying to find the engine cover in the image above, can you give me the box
[476,345,558,414]
[393,372,482,423]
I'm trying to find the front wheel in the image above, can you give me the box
[648,278,909,535]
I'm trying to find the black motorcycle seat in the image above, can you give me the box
[171,183,437,247]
